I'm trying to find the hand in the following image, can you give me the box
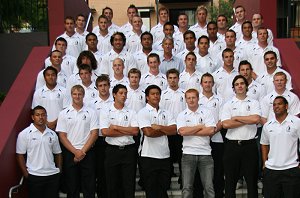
[110,124,118,131]
[151,124,161,131]
[46,121,56,130]
[73,149,86,162]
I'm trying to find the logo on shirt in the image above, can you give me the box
[49,137,53,143]
[83,115,87,120]
[286,126,291,132]
[124,115,128,121]
[139,95,143,100]
[246,105,251,111]
[162,114,166,120]
[199,117,203,123]
[57,93,61,98]
[252,89,257,94]
[180,96,184,102]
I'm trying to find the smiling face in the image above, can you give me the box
[273,97,288,117]
[233,77,247,95]
[177,14,188,29]
[96,80,110,98]
[146,88,161,107]
[71,88,84,107]
[32,109,47,128]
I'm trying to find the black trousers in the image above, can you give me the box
[263,167,300,198]
[95,137,108,198]
[28,173,60,198]
[211,142,225,198]
[62,147,96,198]
[223,139,258,198]
[139,156,171,198]
[105,144,137,198]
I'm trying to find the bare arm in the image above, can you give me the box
[81,129,99,154]
[54,153,62,172]
[58,132,85,161]
[47,119,57,131]
[260,117,267,125]
[142,127,166,137]
[102,125,139,137]
[261,144,270,170]
[178,125,205,136]
[152,124,177,136]
[16,154,28,178]
[232,115,261,125]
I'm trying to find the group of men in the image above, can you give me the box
[16,3,300,198]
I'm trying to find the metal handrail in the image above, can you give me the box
[85,13,92,32]
[8,177,24,198]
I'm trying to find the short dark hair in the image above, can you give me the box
[98,14,108,22]
[183,30,196,40]
[198,35,209,45]
[85,32,97,42]
[128,4,138,13]
[31,105,47,115]
[78,64,92,73]
[43,66,58,78]
[64,16,75,23]
[235,5,245,11]
[128,68,141,78]
[95,74,110,87]
[207,21,217,27]
[238,60,253,71]
[163,22,174,30]
[55,37,67,46]
[76,14,85,21]
[102,7,113,15]
[110,32,126,47]
[145,85,161,103]
[77,51,98,70]
[274,96,288,105]
[147,53,160,63]
[264,51,277,59]
[225,29,236,38]
[50,50,62,57]
[232,75,249,90]
[222,48,234,58]
[141,31,153,42]
[112,84,127,96]
[185,51,197,60]
[166,68,179,78]
[242,21,253,29]
[201,72,214,84]
[217,14,228,22]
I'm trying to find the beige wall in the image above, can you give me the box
[89,0,212,29]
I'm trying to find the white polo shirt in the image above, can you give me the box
[133,49,159,75]
[53,32,85,58]
[189,23,208,41]
[177,106,216,155]
[260,114,300,170]
[140,72,167,91]
[179,70,203,92]
[236,37,257,51]
[159,54,185,74]
[199,93,223,142]
[209,38,226,58]
[95,32,113,54]
[125,86,146,113]
[252,29,274,46]
[173,30,185,43]
[16,124,61,176]
[216,47,246,70]
[246,44,282,76]
[213,67,238,102]
[110,76,129,88]
[160,87,186,118]
[176,48,199,63]
[36,69,68,90]
[92,23,119,35]
[256,67,293,94]
[119,22,147,36]
[260,89,300,120]
[81,82,98,104]
[138,103,176,159]
[45,54,76,78]
[100,105,138,146]
[152,38,185,55]
[196,53,219,73]
[247,80,266,101]
[221,96,261,140]
[229,22,242,40]
[150,23,179,43]
[126,31,143,53]
[32,85,67,122]
[56,104,99,149]
[99,49,137,76]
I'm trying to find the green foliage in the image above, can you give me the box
[0,91,6,102]
[209,0,235,27]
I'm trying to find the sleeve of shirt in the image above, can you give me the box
[127,54,137,71]
[220,102,231,121]
[16,130,27,154]
[99,109,110,130]
[165,110,176,126]
[35,71,45,90]
[289,94,300,116]
[130,111,139,127]
[99,56,110,75]
[260,96,270,118]
[138,108,151,129]
[31,91,39,109]
[250,99,262,116]
[260,124,270,145]
[52,133,62,154]
[204,109,217,127]
[89,109,99,131]
[176,111,186,130]
[56,111,67,133]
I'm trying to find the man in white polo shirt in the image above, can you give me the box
[56,85,99,198]
[230,5,246,40]
[177,88,216,198]
[221,75,261,198]
[92,7,119,35]
[16,105,62,198]
[138,84,177,198]
[100,84,139,198]
[260,96,300,198]
[110,58,129,88]
[189,5,208,41]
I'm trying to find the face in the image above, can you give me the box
[86,35,98,50]
[103,8,113,21]
[148,57,160,71]
[257,29,268,42]
[129,73,140,87]
[239,64,252,81]
[97,81,110,97]
[127,8,137,22]
[273,98,288,116]
[207,24,218,38]
[81,56,92,66]
[112,59,124,75]
[141,34,153,49]
[146,88,161,107]
[98,17,108,31]
[198,38,209,54]
[163,25,174,37]
[242,23,253,37]
[79,69,92,84]
[44,69,57,87]
[222,51,234,67]
[252,14,262,28]
[132,16,143,32]
[65,19,75,33]
[55,41,67,53]
[112,34,124,51]
[217,16,227,29]
[76,16,85,29]
[71,88,84,106]
[167,73,179,89]
[113,88,127,104]
[233,78,247,94]
[185,54,197,70]
[184,33,196,49]
[197,10,207,23]
[201,76,214,93]
[225,32,236,46]
[159,10,169,23]
[264,53,277,69]
[50,52,62,67]
[162,39,174,53]
[185,91,199,110]
[32,109,47,127]
[235,7,245,22]
[273,75,287,91]
[177,15,188,29]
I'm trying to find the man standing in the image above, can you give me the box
[126,15,144,53]
[75,14,89,37]
[260,96,300,198]
[138,85,177,198]
[56,85,99,198]
[252,13,273,46]
[173,13,189,43]
[177,88,216,198]
[189,5,208,41]
[110,58,129,88]
[95,15,113,54]
[16,106,62,198]
[230,5,246,40]
[100,84,139,198]
[92,7,119,34]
